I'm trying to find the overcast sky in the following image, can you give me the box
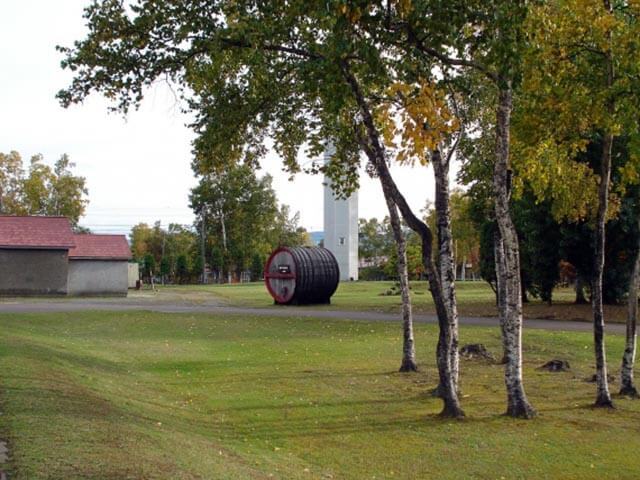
[0,1,449,235]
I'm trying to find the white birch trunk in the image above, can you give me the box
[493,85,535,418]
[494,233,509,365]
[432,149,460,392]
[620,219,640,397]
[383,192,417,372]
[592,2,615,407]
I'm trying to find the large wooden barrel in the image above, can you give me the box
[264,246,340,305]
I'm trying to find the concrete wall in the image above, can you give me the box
[68,260,128,296]
[0,249,68,295]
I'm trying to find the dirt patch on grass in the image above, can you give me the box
[460,344,496,362]
[538,360,571,372]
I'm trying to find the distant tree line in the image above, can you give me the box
[131,164,310,284]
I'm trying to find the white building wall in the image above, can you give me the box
[323,143,359,281]
[128,262,139,288]
[68,260,129,296]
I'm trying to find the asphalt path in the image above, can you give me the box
[0,299,625,334]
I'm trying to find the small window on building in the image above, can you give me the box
[339,237,345,246]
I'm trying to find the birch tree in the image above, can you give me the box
[376,80,465,392]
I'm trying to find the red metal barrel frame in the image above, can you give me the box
[264,246,296,303]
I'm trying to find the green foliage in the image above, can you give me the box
[143,253,156,280]
[159,257,171,278]
[210,247,225,272]
[175,254,190,284]
[472,137,640,305]
[250,253,265,281]
[0,151,88,225]
[130,222,197,280]
[358,265,387,281]
[358,217,392,266]
[190,163,307,280]
[383,229,424,281]
[191,254,204,280]
[513,191,562,304]
[515,0,640,221]
[560,137,640,304]
[478,220,498,293]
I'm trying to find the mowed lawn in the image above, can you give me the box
[0,311,639,479]
[152,280,629,323]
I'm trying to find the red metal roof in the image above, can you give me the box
[0,216,75,249]
[69,234,132,260]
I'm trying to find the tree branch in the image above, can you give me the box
[404,25,500,83]
[219,37,323,60]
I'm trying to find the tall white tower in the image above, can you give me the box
[323,142,359,281]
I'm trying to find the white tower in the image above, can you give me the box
[323,143,359,281]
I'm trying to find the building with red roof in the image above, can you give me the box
[0,216,132,296]
[0,216,75,295]
[67,234,132,296]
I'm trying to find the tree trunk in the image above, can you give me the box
[461,256,466,281]
[220,207,228,284]
[493,85,535,418]
[521,281,529,304]
[432,149,460,392]
[620,217,640,397]
[591,131,615,407]
[372,137,462,416]
[340,61,463,417]
[384,194,417,372]
[592,6,615,407]
[494,233,509,365]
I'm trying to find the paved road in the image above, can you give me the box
[0,299,625,334]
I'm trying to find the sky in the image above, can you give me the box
[0,1,448,235]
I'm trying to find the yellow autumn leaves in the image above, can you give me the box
[376,81,460,166]
[512,0,640,223]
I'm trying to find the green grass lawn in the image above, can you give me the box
[0,311,639,479]
[150,280,628,323]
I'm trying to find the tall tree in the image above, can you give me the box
[376,76,466,393]
[57,0,468,416]
[0,151,88,225]
[191,163,306,281]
